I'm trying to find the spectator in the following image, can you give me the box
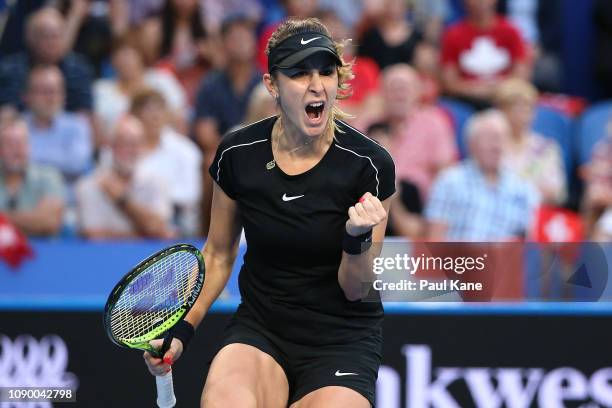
[194,14,260,148]
[125,0,213,104]
[60,0,114,77]
[194,15,261,235]
[367,121,424,239]
[353,0,386,41]
[426,110,540,241]
[241,83,278,127]
[318,8,382,128]
[440,0,530,108]
[412,40,443,105]
[93,35,187,139]
[411,0,451,44]
[494,78,566,205]
[0,0,46,57]
[155,0,213,106]
[0,7,93,112]
[109,0,165,31]
[0,105,20,127]
[75,115,174,240]
[357,0,422,70]
[221,82,276,139]
[318,0,364,29]
[380,64,457,201]
[130,89,202,237]
[582,131,612,238]
[499,0,563,93]
[0,119,65,237]
[200,0,263,35]
[23,65,93,184]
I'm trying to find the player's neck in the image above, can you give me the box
[273,117,331,157]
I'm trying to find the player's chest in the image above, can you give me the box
[237,165,356,216]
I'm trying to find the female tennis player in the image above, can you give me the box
[144,17,395,407]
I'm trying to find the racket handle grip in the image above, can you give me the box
[156,371,177,408]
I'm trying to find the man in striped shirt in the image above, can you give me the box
[426,109,540,241]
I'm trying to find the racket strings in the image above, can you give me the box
[109,251,199,342]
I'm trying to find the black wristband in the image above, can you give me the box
[161,320,195,355]
[342,229,373,255]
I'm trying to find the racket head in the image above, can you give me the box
[103,243,204,356]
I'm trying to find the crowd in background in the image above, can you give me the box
[0,0,610,243]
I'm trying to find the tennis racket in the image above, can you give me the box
[103,243,205,408]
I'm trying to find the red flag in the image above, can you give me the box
[532,205,584,243]
[531,206,584,265]
[0,213,34,269]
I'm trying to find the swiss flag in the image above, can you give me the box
[532,206,584,243]
[531,206,584,264]
[0,213,34,269]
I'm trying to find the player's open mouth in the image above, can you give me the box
[305,101,325,121]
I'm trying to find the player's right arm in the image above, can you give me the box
[185,183,242,328]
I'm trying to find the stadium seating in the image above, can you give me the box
[574,100,612,165]
[438,99,576,175]
[437,97,475,158]
[532,105,574,180]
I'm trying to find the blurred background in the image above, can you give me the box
[1,0,612,406]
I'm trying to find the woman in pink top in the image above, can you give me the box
[380,64,458,201]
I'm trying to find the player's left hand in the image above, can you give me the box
[346,192,387,237]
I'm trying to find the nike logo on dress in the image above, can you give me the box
[282,194,305,202]
[301,37,321,45]
[335,370,358,377]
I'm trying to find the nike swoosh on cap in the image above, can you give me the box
[301,37,321,45]
[335,370,359,377]
[282,194,305,201]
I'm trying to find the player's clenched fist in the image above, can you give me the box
[346,192,387,237]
